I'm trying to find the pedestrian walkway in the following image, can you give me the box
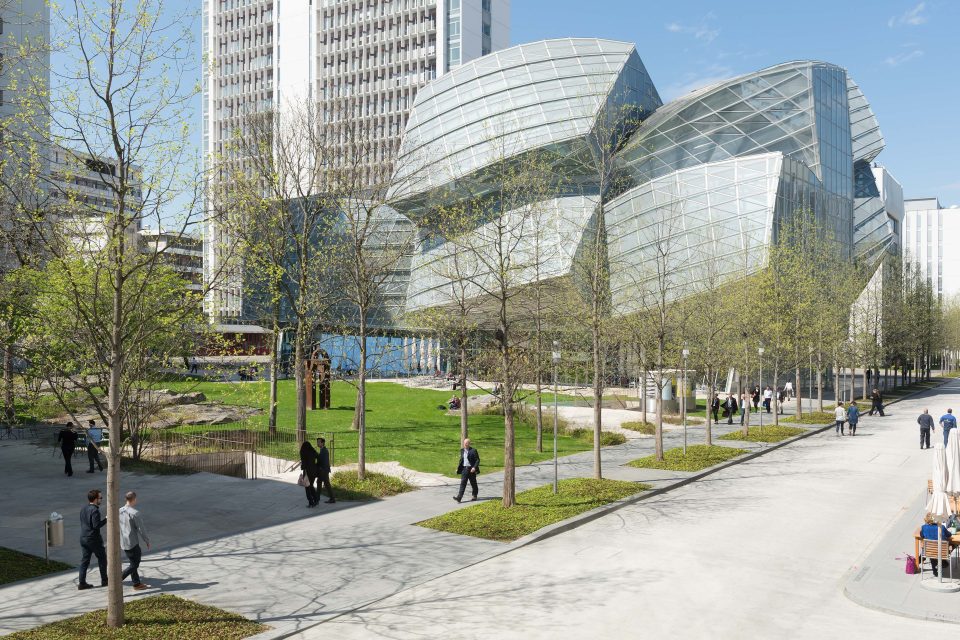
[288,380,960,639]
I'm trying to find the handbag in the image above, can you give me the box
[900,554,917,575]
[297,472,309,487]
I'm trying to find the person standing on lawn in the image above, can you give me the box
[119,491,151,591]
[940,409,957,447]
[57,422,79,477]
[847,401,860,436]
[78,489,107,590]
[316,437,336,504]
[918,409,934,449]
[454,438,480,503]
[834,402,847,436]
[86,419,104,473]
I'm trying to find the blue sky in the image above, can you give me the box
[159,0,957,207]
[511,0,960,206]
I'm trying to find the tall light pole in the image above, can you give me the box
[808,346,814,414]
[552,341,561,494]
[758,346,765,432]
[682,347,690,454]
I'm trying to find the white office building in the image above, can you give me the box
[202,0,510,321]
[904,197,960,300]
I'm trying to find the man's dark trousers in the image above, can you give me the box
[921,428,932,449]
[61,447,74,476]
[121,545,142,584]
[317,472,334,501]
[456,469,478,500]
[87,443,102,472]
[79,537,107,585]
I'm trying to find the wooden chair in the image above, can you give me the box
[919,538,955,580]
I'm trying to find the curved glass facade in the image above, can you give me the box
[389,39,893,315]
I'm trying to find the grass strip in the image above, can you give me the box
[780,411,838,425]
[620,421,655,435]
[6,594,266,639]
[331,471,416,500]
[627,444,748,472]
[417,478,649,542]
[718,425,806,443]
[0,548,72,586]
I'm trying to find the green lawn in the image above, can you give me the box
[781,411,838,425]
[0,548,72,586]
[417,478,650,541]
[6,595,265,640]
[161,380,593,476]
[718,425,807,443]
[626,444,748,472]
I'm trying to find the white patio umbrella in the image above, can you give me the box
[946,429,960,502]
[925,443,954,586]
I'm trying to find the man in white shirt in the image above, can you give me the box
[119,491,151,591]
[834,402,847,436]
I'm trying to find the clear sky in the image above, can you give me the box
[163,0,957,208]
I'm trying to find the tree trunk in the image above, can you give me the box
[641,364,647,424]
[705,366,713,446]
[3,339,14,424]
[861,366,868,401]
[654,390,663,461]
[592,324,602,480]
[459,339,468,442]
[772,363,780,426]
[795,365,802,419]
[535,368,543,453]
[357,319,367,480]
[268,306,280,436]
[294,324,306,444]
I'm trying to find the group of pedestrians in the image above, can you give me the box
[298,437,336,507]
[77,488,150,592]
[833,401,861,435]
[917,407,956,448]
[56,421,105,477]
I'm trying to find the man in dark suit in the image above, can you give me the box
[57,422,79,477]
[454,438,480,503]
[316,437,336,504]
[78,488,107,590]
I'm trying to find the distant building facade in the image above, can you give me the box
[904,197,960,300]
[202,0,510,322]
[138,229,203,294]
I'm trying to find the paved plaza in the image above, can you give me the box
[0,382,957,638]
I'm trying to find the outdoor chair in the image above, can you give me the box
[919,538,956,581]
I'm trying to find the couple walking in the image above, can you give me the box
[78,489,151,591]
[298,438,336,507]
[833,401,860,436]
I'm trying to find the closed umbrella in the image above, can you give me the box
[946,429,960,503]
[926,443,953,586]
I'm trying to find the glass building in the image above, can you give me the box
[386,39,895,315]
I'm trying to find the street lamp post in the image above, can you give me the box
[758,346,765,432]
[682,347,690,454]
[552,341,561,495]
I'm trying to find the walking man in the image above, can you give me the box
[316,437,336,504]
[918,409,934,449]
[847,401,860,436]
[86,419,103,473]
[724,393,738,425]
[940,409,957,446]
[57,422,79,477]
[454,438,480,503]
[711,394,720,423]
[119,491,151,590]
[834,402,846,436]
[763,386,773,413]
[869,388,885,416]
[78,489,107,590]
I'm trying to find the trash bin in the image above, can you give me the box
[47,512,64,547]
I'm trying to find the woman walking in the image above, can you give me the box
[847,401,860,436]
[299,441,320,508]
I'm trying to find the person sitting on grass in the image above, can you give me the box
[921,512,952,577]
[448,396,461,411]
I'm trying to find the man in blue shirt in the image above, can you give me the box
[86,419,103,473]
[940,409,957,446]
